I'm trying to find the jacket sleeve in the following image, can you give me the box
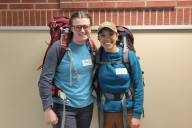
[38,40,61,111]
[129,51,144,119]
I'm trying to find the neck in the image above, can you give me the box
[72,39,86,45]
[105,46,119,53]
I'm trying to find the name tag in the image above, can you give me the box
[82,59,92,66]
[116,68,128,75]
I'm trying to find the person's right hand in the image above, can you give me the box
[44,106,58,125]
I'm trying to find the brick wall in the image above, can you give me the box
[0,0,192,26]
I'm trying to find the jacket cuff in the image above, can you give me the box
[133,112,141,119]
[43,104,53,111]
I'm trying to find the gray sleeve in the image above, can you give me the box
[38,40,61,111]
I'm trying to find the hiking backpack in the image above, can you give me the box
[37,16,70,70]
[92,26,145,128]
[38,16,97,98]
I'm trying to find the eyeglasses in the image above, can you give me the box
[72,25,91,31]
[98,33,115,38]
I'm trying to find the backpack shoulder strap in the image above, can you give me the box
[122,36,130,73]
[86,38,97,62]
[88,38,97,53]
[92,46,102,80]
[57,27,69,66]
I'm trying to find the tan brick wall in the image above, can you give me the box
[0,0,192,26]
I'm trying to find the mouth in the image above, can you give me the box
[79,33,87,38]
[79,33,84,36]
[104,42,111,45]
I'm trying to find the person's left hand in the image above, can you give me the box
[130,118,140,128]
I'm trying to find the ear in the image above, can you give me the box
[116,33,119,37]
[115,33,119,40]
[70,26,74,33]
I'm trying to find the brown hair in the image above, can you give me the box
[68,11,92,42]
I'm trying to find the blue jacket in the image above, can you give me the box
[97,47,144,119]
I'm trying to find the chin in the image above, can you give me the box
[104,46,112,50]
[82,37,88,41]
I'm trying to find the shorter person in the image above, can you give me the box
[95,21,144,128]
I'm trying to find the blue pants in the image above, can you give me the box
[52,102,94,128]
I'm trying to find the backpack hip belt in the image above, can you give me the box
[52,85,68,102]
[99,89,130,128]
[101,88,133,101]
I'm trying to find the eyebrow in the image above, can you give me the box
[100,31,114,34]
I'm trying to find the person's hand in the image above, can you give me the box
[130,118,140,128]
[44,107,58,125]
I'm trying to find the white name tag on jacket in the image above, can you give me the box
[82,59,92,66]
[116,68,128,75]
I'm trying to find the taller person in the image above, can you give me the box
[38,11,95,128]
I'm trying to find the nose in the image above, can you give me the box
[104,35,111,39]
[80,26,85,32]
[103,37,111,42]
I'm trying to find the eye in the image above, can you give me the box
[75,26,81,29]
[109,33,114,36]
[99,34,105,37]
[83,25,89,29]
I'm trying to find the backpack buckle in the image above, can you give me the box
[114,94,121,100]
[58,90,69,103]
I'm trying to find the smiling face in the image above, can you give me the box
[98,28,118,52]
[71,18,91,44]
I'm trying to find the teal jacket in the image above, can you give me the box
[97,47,144,119]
